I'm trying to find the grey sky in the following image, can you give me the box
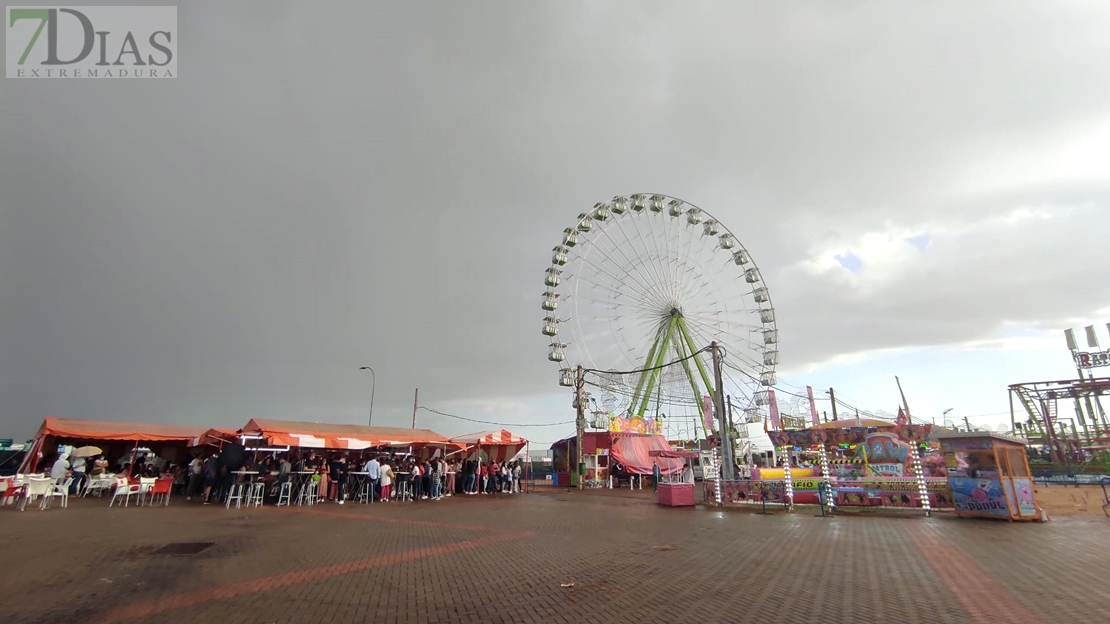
[3,1,1109,441]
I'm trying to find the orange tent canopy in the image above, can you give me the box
[240,418,456,450]
[35,417,213,443]
[191,428,238,447]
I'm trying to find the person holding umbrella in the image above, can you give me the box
[69,446,101,495]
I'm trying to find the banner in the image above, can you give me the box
[768,390,781,431]
[702,395,714,433]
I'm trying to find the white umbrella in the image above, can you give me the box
[70,446,102,458]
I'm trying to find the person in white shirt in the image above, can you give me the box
[187,456,204,500]
[69,455,87,494]
[51,454,71,481]
[681,463,695,484]
[364,455,381,500]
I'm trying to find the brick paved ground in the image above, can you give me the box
[1,489,1108,624]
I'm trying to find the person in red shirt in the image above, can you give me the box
[479,463,488,495]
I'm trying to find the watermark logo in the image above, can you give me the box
[6,6,176,78]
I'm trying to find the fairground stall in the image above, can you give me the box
[550,430,682,488]
[448,430,529,490]
[938,432,1040,521]
[652,449,698,507]
[18,417,231,474]
[710,419,952,514]
[239,418,454,457]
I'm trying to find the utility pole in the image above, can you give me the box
[575,365,585,490]
[412,388,419,428]
[964,416,971,432]
[711,342,734,480]
[829,388,839,421]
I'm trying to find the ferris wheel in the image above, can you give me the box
[542,194,779,433]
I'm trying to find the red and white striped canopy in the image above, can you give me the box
[449,430,527,464]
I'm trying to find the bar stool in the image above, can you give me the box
[276,481,293,506]
[298,481,317,506]
[359,479,375,504]
[225,482,247,509]
[247,482,265,507]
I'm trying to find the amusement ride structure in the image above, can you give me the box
[541,194,779,468]
[1008,324,1110,467]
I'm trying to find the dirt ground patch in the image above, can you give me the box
[1034,484,1109,517]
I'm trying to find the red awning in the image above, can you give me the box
[240,418,456,450]
[34,417,212,443]
[649,449,699,459]
[611,433,684,475]
[449,430,527,463]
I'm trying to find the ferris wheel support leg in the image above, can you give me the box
[676,317,716,404]
[628,326,665,418]
[636,316,678,417]
[672,335,708,437]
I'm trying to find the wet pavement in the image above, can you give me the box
[1,488,1108,624]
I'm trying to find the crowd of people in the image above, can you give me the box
[182,450,526,505]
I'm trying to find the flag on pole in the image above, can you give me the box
[1064,328,1078,351]
[806,386,820,427]
[1085,325,1100,349]
[768,390,781,431]
[702,395,714,433]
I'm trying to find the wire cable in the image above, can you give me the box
[582,345,712,376]
[417,406,573,428]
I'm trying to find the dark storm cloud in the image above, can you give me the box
[2,1,1108,438]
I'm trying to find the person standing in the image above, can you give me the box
[681,462,694,484]
[445,459,456,497]
[364,454,381,501]
[329,456,349,504]
[69,454,87,495]
[429,459,441,500]
[380,460,394,502]
[653,460,661,491]
[187,454,204,500]
[202,453,220,504]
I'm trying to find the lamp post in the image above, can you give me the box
[358,366,376,427]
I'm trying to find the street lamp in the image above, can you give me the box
[358,366,376,427]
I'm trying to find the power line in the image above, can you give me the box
[417,406,573,428]
[583,346,712,376]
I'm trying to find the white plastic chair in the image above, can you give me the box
[137,477,156,506]
[83,477,113,498]
[109,477,141,507]
[18,477,55,510]
[42,477,74,509]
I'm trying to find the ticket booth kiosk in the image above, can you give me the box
[937,432,1040,521]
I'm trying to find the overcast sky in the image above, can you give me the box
[3,1,1109,447]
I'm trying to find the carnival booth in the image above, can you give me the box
[938,432,1040,521]
[550,430,683,488]
[448,430,528,491]
[449,430,527,464]
[651,449,697,507]
[738,418,953,513]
